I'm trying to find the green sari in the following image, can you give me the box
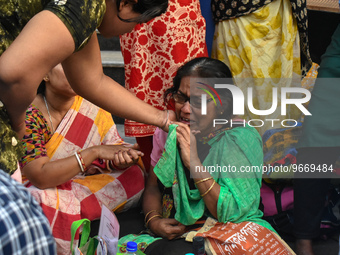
[154,124,274,232]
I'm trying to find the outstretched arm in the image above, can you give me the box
[22,144,141,189]
[0,10,172,139]
[0,11,75,138]
[62,32,170,131]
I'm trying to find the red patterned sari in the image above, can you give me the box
[120,0,208,137]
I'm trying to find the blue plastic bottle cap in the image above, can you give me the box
[126,241,138,252]
[185,254,195,255]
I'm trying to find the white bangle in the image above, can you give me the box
[74,152,85,173]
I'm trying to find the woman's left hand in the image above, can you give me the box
[112,143,141,169]
[174,122,200,170]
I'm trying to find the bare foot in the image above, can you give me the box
[295,239,315,255]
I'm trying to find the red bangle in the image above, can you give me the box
[77,151,87,172]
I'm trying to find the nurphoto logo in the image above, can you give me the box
[198,81,312,128]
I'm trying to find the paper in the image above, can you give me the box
[98,205,120,255]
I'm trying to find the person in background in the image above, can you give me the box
[0,169,57,254]
[120,0,208,170]
[199,0,215,57]
[142,57,294,254]
[0,0,172,179]
[20,64,146,254]
[294,23,340,255]
[211,0,315,134]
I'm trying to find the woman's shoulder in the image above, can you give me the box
[215,125,262,143]
[230,125,261,138]
[43,0,106,51]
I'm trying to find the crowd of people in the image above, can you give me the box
[0,0,339,254]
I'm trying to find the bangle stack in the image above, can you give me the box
[145,215,162,228]
[200,180,216,197]
[144,210,162,228]
[74,151,87,173]
[194,177,213,185]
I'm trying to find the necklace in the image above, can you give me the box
[198,127,232,144]
[43,95,55,134]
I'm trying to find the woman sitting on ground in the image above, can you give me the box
[20,64,145,254]
[141,57,295,254]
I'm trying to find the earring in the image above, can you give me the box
[43,76,49,82]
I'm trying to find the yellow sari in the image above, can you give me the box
[213,0,302,134]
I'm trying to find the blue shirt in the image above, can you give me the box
[0,169,56,254]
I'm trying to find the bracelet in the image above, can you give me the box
[144,210,160,223]
[161,110,169,129]
[200,180,216,197]
[77,151,87,172]
[145,214,162,228]
[194,177,213,185]
[74,152,85,173]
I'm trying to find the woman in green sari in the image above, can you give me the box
[142,57,294,254]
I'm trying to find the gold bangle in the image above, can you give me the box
[144,210,159,223]
[200,180,216,197]
[194,177,213,185]
[145,214,162,228]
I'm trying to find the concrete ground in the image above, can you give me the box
[116,124,136,145]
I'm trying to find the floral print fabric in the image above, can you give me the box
[212,0,303,134]
[120,0,208,137]
[19,105,52,168]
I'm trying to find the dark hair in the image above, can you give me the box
[116,0,168,23]
[37,80,46,95]
[165,57,234,119]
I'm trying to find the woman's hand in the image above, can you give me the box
[174,122,200,170]
[148,217,186,240]
[96,143,143,169]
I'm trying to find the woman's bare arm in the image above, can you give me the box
[0,10,170,140]
[62,33,167,129]
[175,122,220,218]
[0,11,75,138]
[22,144,140,189]
[143,167,186,239]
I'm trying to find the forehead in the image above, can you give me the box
[179,77,210,96]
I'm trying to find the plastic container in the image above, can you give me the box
[193,236,205,255]
[125,241,138,254]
